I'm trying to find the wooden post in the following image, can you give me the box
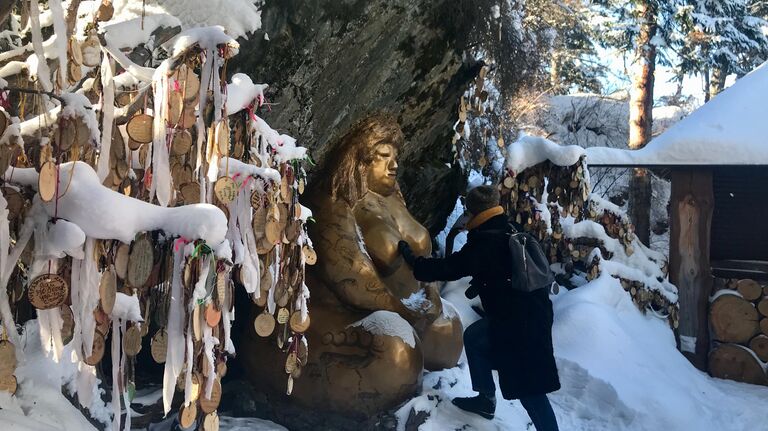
[669,168,714,370]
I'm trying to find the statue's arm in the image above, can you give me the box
[312,199,419,320]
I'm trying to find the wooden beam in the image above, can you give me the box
[669,168,714,370]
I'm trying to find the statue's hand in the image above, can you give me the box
[423,284,443,323]
[398,240,416,267]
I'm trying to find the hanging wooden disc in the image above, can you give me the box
[123,325,142,356]
[2,187,24,220]
[302,245,317,266]
[280,176,292,203]
[0,340,16,376]
[176,64,201,103]
[214,177,237,204]
[254,312,275,337]
[151,329,168,363]
[215,121,229,155]
[216,360,227,378]
[126,113,153,144]
[252,205,267,238]
[202,412,219,431]
[60,304,75,346]
[168,91,185,128]
[285,352,298,374]
[114,243,130,279]
[28,273,69,310]
[275,288,290,308]
[0,110,7,139]
[289,312,310,333]
[204,303,221,328]
[199,378,222,414]
[127,235,154,288]
[99,267,117,314]
[265,219,282,245]
[180,182,201,204]
[171,129,193,156]
[84,331,106,366]
[190,372,202,402]
[95,0,114,21]
[128,136,142,151]
[277,308,290,324]
[68,61,83,85]
[69,37,83,66]
[250,189,262,211]
[178,402,197,429]
[252,291,267,307]
[38,161,58,202]
[181,104,197,129]
[192,304,203,342]
[0,374,17,394]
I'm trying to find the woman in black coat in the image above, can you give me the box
[399,185,560,430]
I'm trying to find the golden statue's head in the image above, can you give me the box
[321,114,405,205]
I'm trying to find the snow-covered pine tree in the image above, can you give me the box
[675,0,768,100]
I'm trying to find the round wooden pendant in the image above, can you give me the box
[0,374,17,394]
[199,378,222,414]
[250,189,262,211]
[179,65,200,103]
[214,177,237,204]
[126,114,153,144]
[289,312,310,333]
[252,291,267,307]
[60,304,75,346]
[280,176,292,203]
[202,411,219,431]
[192,305,203,342]
[181,104,197,129]
[123,325,142,356]
[171,129,193,156]
[114,243,130,279]
[68,60,82,84]
[254,312,275,337]
[0,109,7,138]
[302,246,317,266]
[95,1,114,21]
[128,137,142,151]
[28,273,69,310]
[216,360,227,378]
[205,304,221,328]
[277,308,290,325]
[0,340,17,376]
[84,331,106,366]
[151,329,168,364]
[285,352,298,374]
[275,288,290,308]
[127,236,154,288]
[190,372,202,401]
[265,220,282,245]
[99,267,117,315]
[69,37,83,66]
[252,206,267,238]
[180,182,201,204]
[38,161,58,202]
[179,402,198,429]
[215,121,229,155]
[168,91,185,128]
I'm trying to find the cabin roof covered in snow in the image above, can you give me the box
[586,61,768,167]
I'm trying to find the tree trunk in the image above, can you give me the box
[627,0,657,246]
[709,343,768,386]
[708,65,727,100]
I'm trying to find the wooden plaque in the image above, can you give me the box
[99,267,117,314]
[214,177,237,204]
[84,332,106,366]
[179,402,197,429]
[151,329,168,364]
[215,121,229,155]
[38,162,58,203]
[0,374,17,394]
[277,307,290,324]
[123,325,142,356]
[127,236,154,288]
[60,304,75,346]
[289,312,310,333]
[199,378,222,414]
[0,340,16,376]
[202,412,220,431]
[126,114,153,144]
[114,243,130,279]
[171,129,193,156]
[254,312,275,337]
[303,246,317,266]
[28,273,69,310]
[205,304,221,328]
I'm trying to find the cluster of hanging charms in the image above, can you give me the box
[0,3,312,427]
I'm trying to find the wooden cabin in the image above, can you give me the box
[585,62,768,384]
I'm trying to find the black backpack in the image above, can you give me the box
[504,225,555,293]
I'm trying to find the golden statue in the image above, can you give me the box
[240,114,463,417]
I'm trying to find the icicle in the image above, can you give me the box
[162,246,185,415]
[29,0,53,92]
[111,319,121,431]
[49,0,68,87]
[97,54,116,182]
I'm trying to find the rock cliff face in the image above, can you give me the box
[231,0,484,234]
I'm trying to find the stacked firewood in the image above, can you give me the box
[709,278,768,386]
[498,155,678,328]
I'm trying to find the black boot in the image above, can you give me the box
[451,394,496,419]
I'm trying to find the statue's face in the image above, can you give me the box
[367,143,398,196]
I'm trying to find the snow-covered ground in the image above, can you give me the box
[401,275,768,431]
[4,274,768,430]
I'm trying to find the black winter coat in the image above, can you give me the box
[411,214,560,399]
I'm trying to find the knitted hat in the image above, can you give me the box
[466,185,500,215]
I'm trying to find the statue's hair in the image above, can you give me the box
[324,113,404,205]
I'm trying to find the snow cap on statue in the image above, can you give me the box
[466,185,500,215]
